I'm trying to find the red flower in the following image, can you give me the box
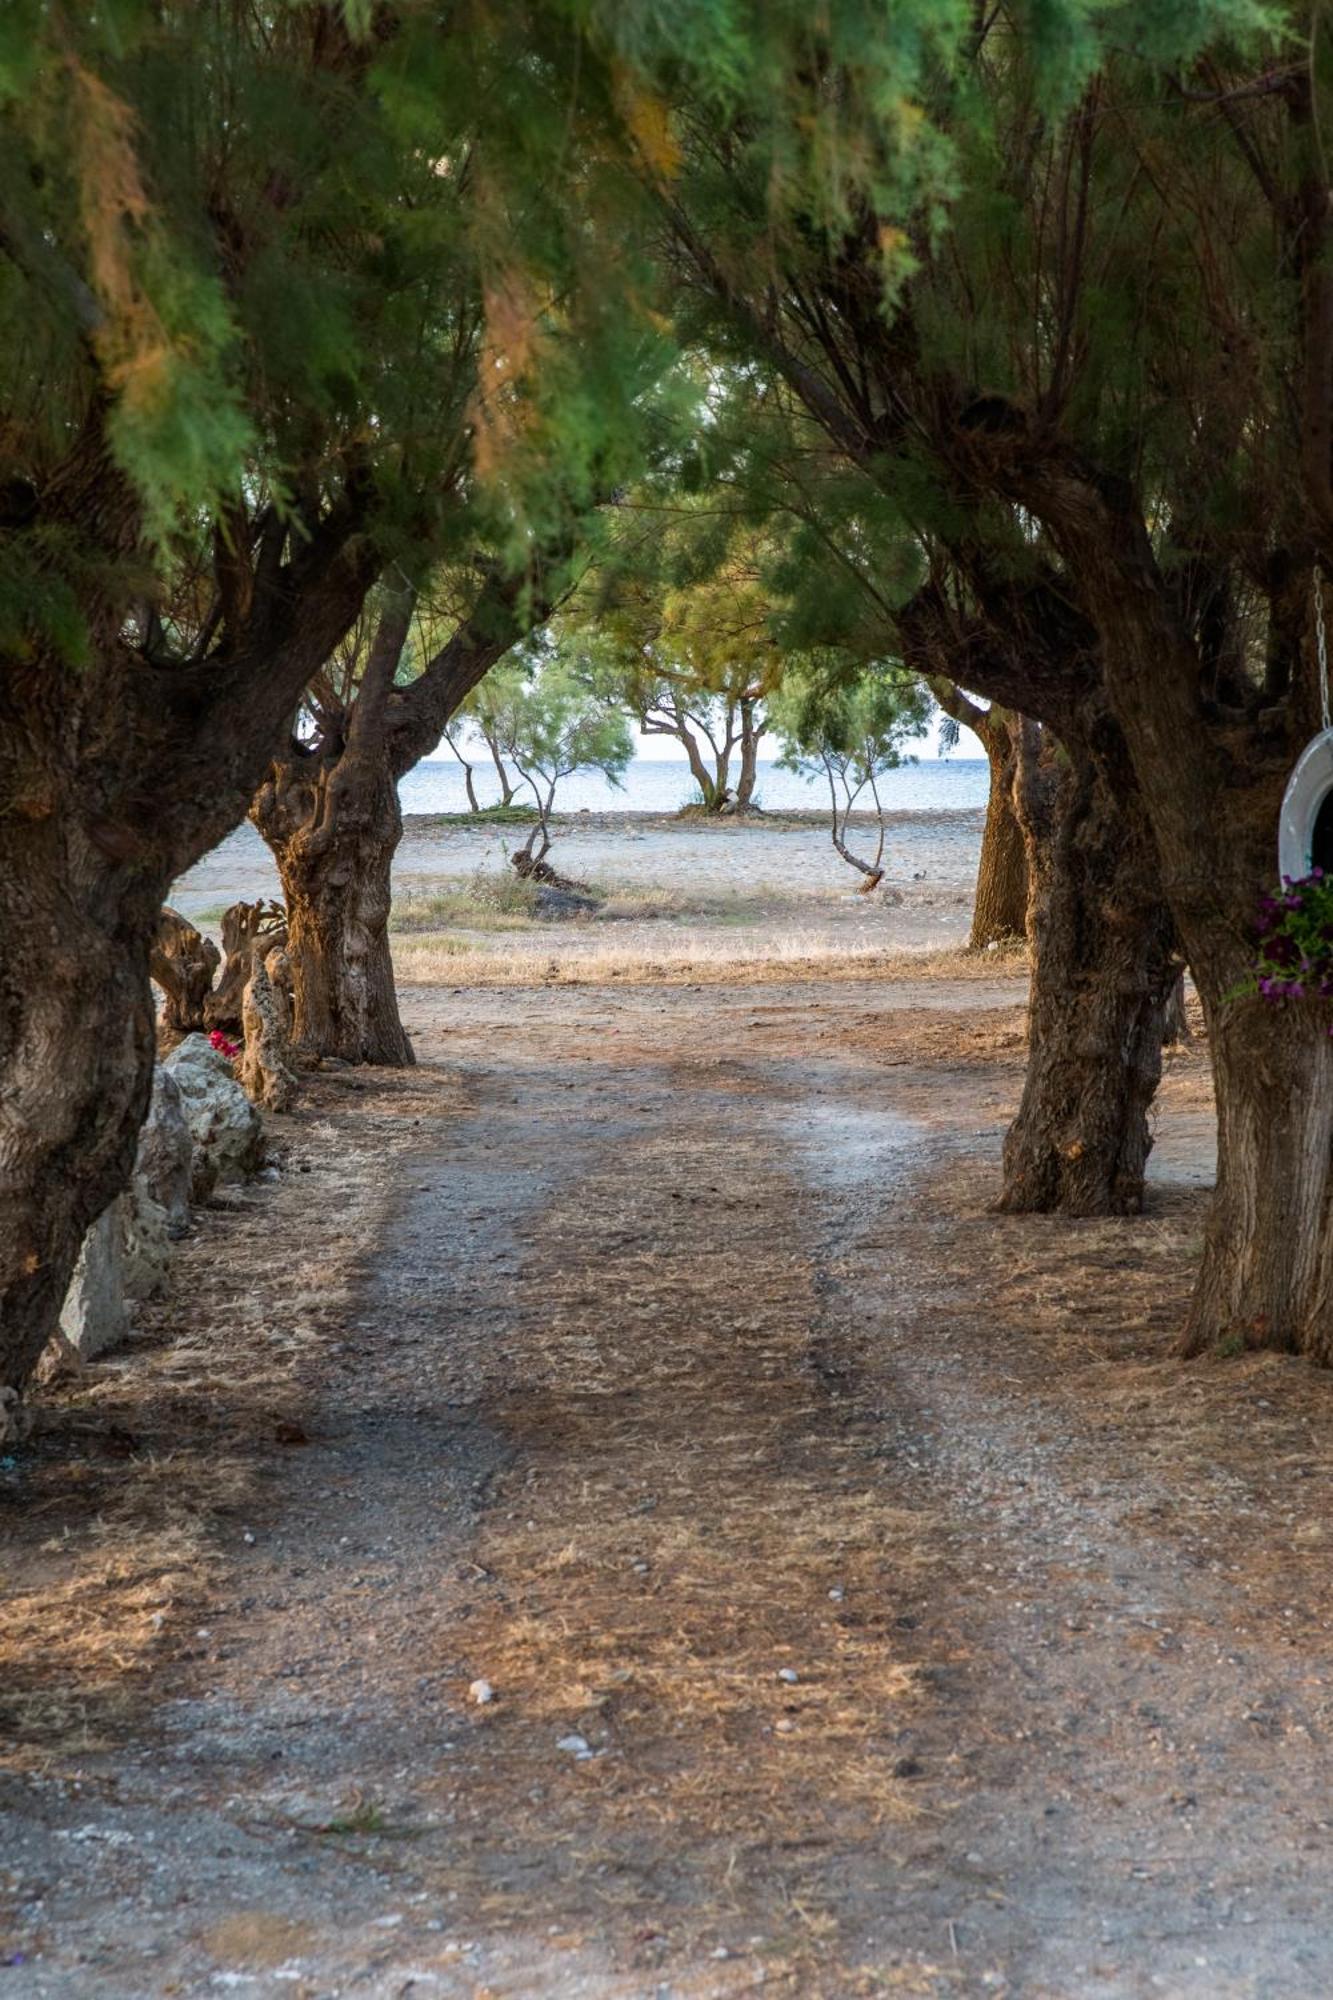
[209,1029,241,1061]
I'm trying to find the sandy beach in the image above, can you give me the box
[171,807,989,976]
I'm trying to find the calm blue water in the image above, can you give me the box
[401,756,989,816]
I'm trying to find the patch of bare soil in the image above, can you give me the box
[5,981,1333,1997]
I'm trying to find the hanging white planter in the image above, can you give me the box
[1279,727,1333,881]
[1278,567,1333,881]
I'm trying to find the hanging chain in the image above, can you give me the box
[1317,564,1332,734]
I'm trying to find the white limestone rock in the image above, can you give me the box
[58,1203,130,1360]
[164,1034,264,1198]
[135,1066,193,1237]
[120,1183,173,1302]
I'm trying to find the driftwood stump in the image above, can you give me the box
[150,908,221,1034]
[205,900,288,1032]
[240,947,298,1111]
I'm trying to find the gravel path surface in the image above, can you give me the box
[6,977,1333,1996]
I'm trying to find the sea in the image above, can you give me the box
[401,755,990,816]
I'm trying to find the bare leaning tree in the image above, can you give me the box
[772,663,930,890]
[483,642,634,882]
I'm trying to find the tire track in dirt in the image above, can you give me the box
[780,1075,1333,1999]
[18,980,1330,1998]
[414,1035,946,1995]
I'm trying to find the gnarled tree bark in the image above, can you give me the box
[0,405,376,1395]
[251,572,551,1066]
[900,576,1178,1216]
[205,901,288,1033]
[150,908,221,1036]
[240,949,299,1112]
[998,716,1178,1215]
[966,428,1333,1354]
[255,749,411,1066]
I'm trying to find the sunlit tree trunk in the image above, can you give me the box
[970,710,1028,947]
[932,685,1028,947]
[998,719,1178,1215]
[254,750,412,1066]
[735,694,764,808]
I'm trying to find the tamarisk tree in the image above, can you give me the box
[599,0,1333,1324]
[491,644,635,878]
[0,1,675,1392]
[573,505,785,810]
[577,10,1195,1222]
[250,568,552,1066]
[773,662,928,888]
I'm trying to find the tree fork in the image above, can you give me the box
[251,568,556,1065]
[902,582,1177,1217]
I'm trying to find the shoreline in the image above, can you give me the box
[171,806,988,963]
[401,803,986,833]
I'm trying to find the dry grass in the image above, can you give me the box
[463,1482,931,1841]
[0,1070,448,1758]
[395,929,1028,989]
[390,870,845,937]
[390,869,543,932]
[902,1069,1333,1602]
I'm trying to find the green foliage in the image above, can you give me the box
[498,647,635,814]
[2,0,1309,733]
[1234,874,1333,1007]
[773,661,929,791]
[449,802,540,826]
[0,1,685,662]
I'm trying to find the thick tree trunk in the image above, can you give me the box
[254,754,412,1068]
[0,401,379,1395]
[0,814,161,1393]
[1126,739,1333,1355]
[970,711,1028,948]
[975,454,1333,1350]
[1180,1001,1333,1358]
[735,697,763,809]
[250,577,549,1075]
[1165,884,1333,1359]
[997,721,1179,1216]
[150,907,221,1035]
[903,612,1175,1217]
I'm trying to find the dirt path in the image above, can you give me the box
[7,978,1333,1996]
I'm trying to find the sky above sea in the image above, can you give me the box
[402,754,990,816]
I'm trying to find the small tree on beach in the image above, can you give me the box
[458,661,532,810]
[495,651,635,879]
[573,511,784,811]
[773,666,928,890]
